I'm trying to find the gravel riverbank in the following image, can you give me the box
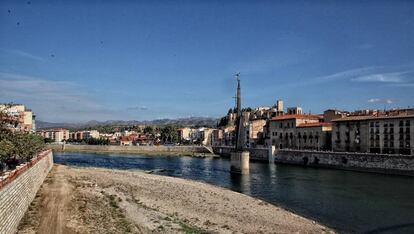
[18,165,333,234]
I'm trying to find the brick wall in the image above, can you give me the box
[0,150,53,234]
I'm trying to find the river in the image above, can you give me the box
[54,152,414,233]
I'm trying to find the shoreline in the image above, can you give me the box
[47,144,218,158]
[18,164,334,233]
[54,148,218,157]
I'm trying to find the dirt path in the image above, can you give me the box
[37,166,74,234]
[18,165,334,234]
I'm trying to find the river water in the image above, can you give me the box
[54,152,414,233]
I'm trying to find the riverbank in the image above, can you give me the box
[18,165,332,234]
[47,144,217,157]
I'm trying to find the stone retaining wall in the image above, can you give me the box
[276,150,414,176]
[0,150,53,234]
[48,144,210,154]
[212,146,272,161]
[213,146,414,176]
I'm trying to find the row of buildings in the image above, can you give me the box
[213,100,414,155]
[37,126,216,146]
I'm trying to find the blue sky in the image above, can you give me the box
[0,0,413,122]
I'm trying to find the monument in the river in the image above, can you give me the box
[230,73,250,174]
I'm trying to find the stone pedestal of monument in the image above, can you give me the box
[230,151,250,174]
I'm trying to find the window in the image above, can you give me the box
[406,120,411,126]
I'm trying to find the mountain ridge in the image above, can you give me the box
[36,117,219,130]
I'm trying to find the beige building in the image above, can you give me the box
[211,129,223,146]
[332,114,414,155]
[177,127,194,142]
[246,119,267,147]
[193,128,214,145]
[0,104,35,132]
[268,114,324,149]
[296,123,332,150]
[287,107,303,115]
[38,128,70,142]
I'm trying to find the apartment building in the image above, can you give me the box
[38,128,70,142]
[268,114,324,149]
[332,114,414,155]
[0,104,36,132]
[296,122,332,150]
[177,127,194,142]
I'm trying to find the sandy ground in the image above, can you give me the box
[18,165,334,234]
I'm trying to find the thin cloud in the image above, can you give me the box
[0,48,45,62]
[367,98,394,104]
[368,98,381,103]
[0,72,124,122]
[351,72,405,83]
[127,106,149,111]
[283,65,414,88]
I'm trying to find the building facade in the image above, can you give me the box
[268,114,327,149]
[332,114,414,155]
[296,123,332,150]
[38,128,70,142]
[0,104,36,133]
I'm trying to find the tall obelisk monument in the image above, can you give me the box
[230,73,250,174]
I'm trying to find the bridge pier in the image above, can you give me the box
[230,151,250,174]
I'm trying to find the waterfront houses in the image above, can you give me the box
[332,111,414,155]
[267,114,324,149]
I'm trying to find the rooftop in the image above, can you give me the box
[270,114,322,121]
[332,114,414,122]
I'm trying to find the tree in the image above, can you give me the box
[217,116,228,127]
[144,126,155,135]
[160,125,178,143]
[0,104,46,173]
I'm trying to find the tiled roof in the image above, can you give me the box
[332,114,414,122]
[120,136,132,141]
[270,114,322,121]
[297,122,332,128]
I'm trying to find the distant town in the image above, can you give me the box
[2,101,413,156]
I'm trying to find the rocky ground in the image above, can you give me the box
[18,165,333,234]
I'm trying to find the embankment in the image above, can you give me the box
[47,144,212,156]
[213,146,414,176]
[276,149,414,176]
[0,150,53,234]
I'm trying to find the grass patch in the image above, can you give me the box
[175,219,203,234]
